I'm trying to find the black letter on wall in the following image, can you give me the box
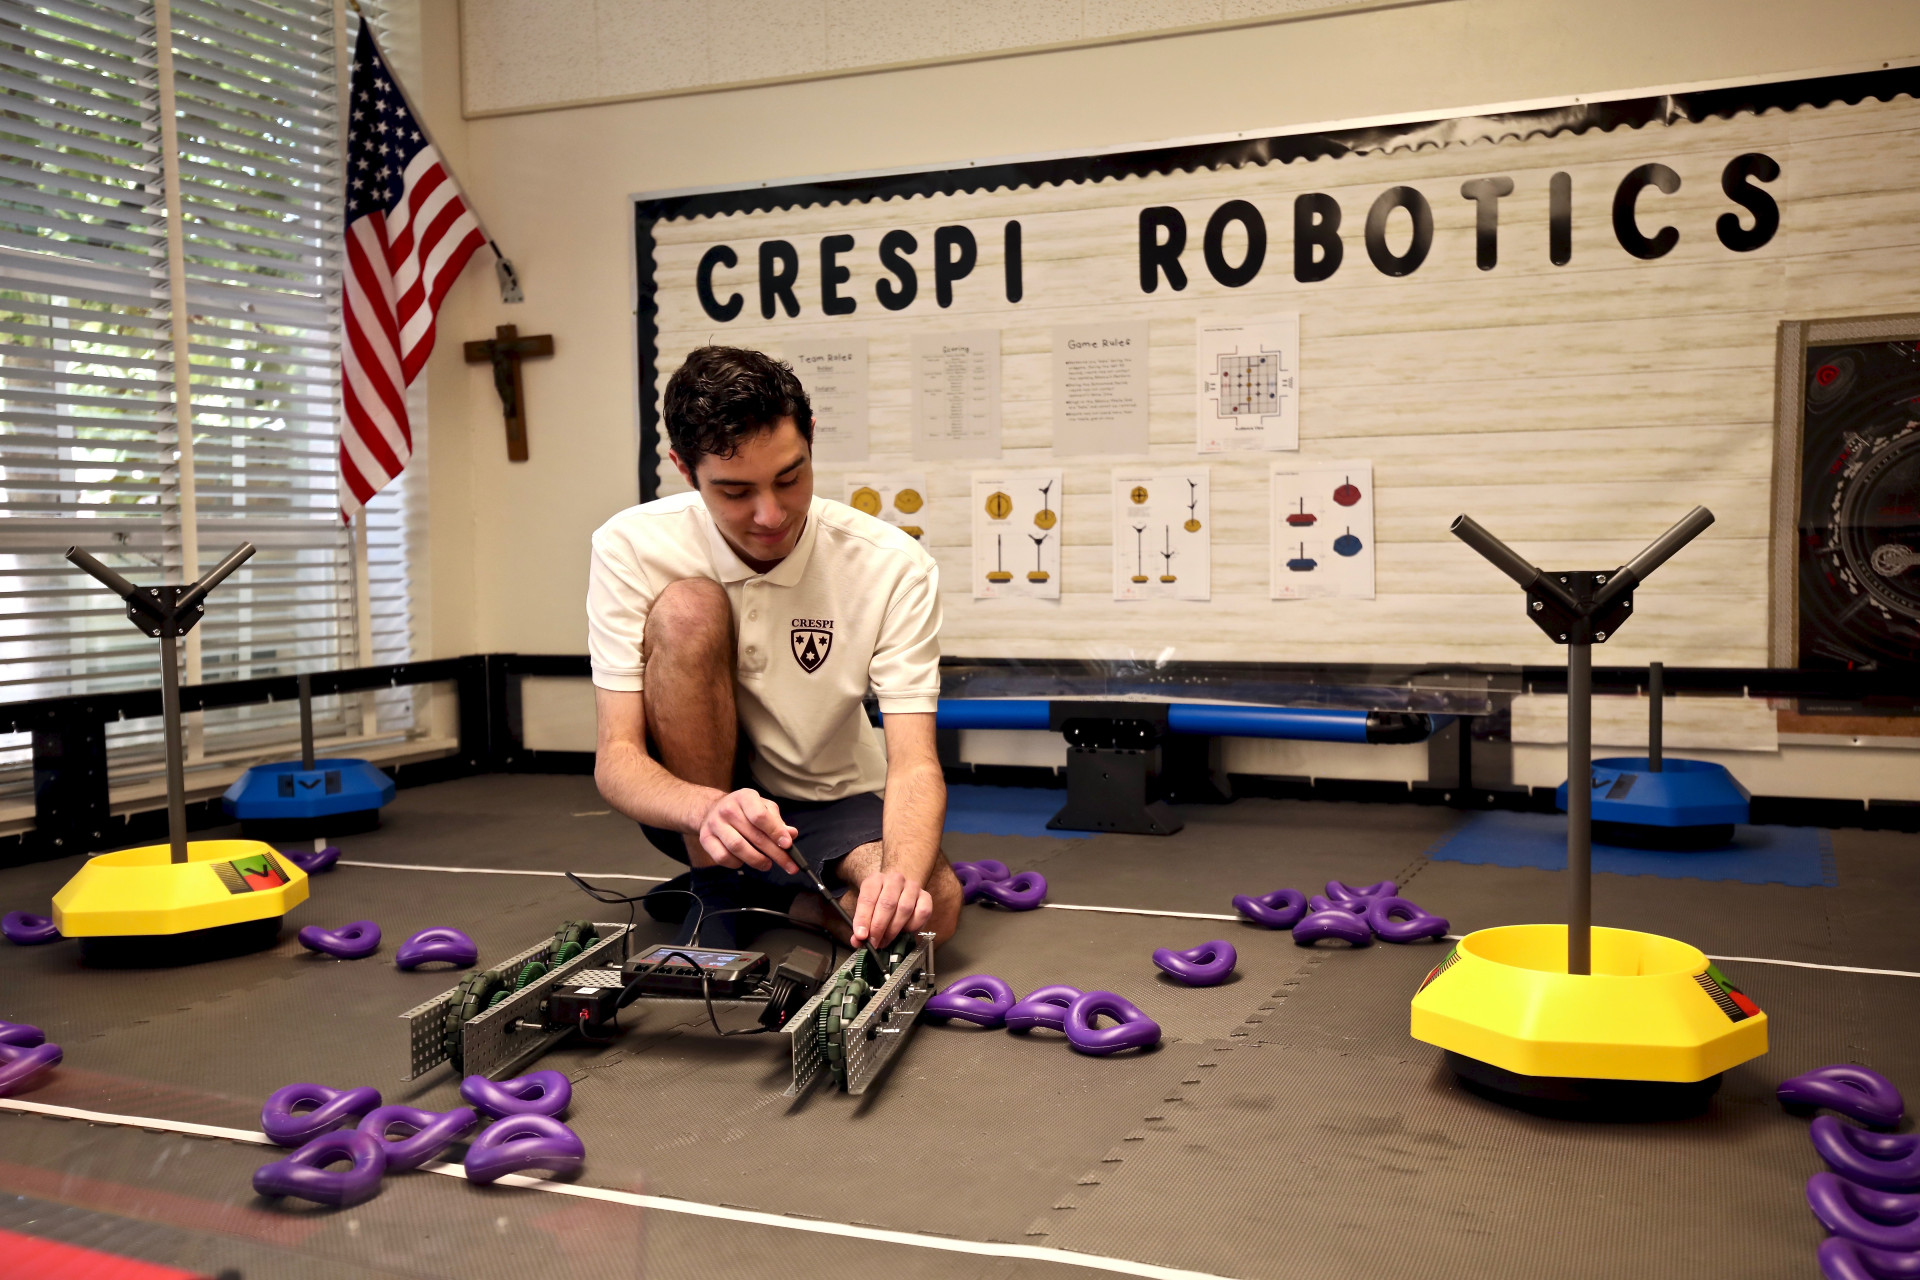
[696,244,743,323]
[819,234,856,316]
[876,230,918,311]
[1364,186,1433,277]
[1293,193,1342,283]
[1139,206,1187,293]
[1717,153,1780,253]
[759,240,800,318]
[1203,199,1267,287]
[1549,172,1572,266]
[1004,220,1024,303]
[934,225,977,308]
[1459,176,1514,271]
[1613,163,1681,260]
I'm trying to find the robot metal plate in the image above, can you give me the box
[399,925,631,1080]
[785,931,936,1098]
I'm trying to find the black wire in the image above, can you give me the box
[563,873,842,1038]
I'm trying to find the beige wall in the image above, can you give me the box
[411,0,1920,793]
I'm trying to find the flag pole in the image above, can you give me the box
[345,0,522,302]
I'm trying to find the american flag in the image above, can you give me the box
[338,22,488,521]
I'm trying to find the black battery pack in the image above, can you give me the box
[622,944,769,998]
[549,980,621,1032]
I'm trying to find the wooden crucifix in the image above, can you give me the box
[464,324,554,461]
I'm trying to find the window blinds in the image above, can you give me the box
[0,0,416,797]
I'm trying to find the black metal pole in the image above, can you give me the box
[298,672,316,771]
[158,628,189,865]
[1648,661,1664,773]
[1567,640,1592,975]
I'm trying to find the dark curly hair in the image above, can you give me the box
[663,346,813,479]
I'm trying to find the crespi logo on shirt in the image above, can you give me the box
[790,618,833,673]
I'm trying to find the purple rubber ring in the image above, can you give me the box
[1325,879,1397,906]
[1365,895,1450,943]
[283,845,340,874]
[1293,909,1373,947]
[253,1129,386,1207]
[461,1069,572,1120]
[975,871,1047,911]
[1307,894,1367,916]
[464,1113,585,1186]
[261,1082,383,1147]
[1064,991,1161,1056]
[395,926,478,971]
[0,1021,45,1047]
[2,911,59,946]
[1818,1236,1920,1280]
[1232,889,1307,930]
[1807,1172,1920,1251]
[924,974,1017,1027]
[359,1104,480,1172]
[297,920,381,960]
[1152,940,1238,987]
[955,865,984,903]
[1814,1115,1920,1192]
[1005,984,1083,1034]
[1781,1065,1907,1129]
[952,860,1011,883]
[0,1041,61,1098]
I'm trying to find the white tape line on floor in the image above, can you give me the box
[340,860,668,882]
[0,1098,1235,1280]
[338,859,1920,978]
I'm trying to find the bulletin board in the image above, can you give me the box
[632,66,1920,668]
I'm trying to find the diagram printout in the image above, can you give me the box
[1196,314,1299,453]
[844,472,931,544]
[1270,459,1374,600]
[972,469,1063,600]
[1111,469,1210,602]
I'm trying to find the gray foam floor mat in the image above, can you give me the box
[2,776,1915,1280]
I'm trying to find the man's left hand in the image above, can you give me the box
[850,870,932,947]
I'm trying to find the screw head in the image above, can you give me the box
[1531,601,1543,611]
[1595,631,1607,641]
[1559,633,1568,641]
[1596,574,1608,584]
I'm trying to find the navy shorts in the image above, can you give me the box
[640,789,884,895]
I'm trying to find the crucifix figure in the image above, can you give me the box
[463,323,554,461]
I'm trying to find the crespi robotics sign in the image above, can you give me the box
[685,152,1782,324]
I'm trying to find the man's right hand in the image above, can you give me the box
[695,788,800,874]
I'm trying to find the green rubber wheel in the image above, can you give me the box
[443,968,509,1071]
[816,972,849,1082]
[551,921,598,966]
[516,959,548,990]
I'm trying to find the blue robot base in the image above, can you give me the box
[1554,757,1750,851]
[222,758,396,840]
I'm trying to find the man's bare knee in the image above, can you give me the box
[926,854,962,946]
[645,578,732,663]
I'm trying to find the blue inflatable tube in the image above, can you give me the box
[931,700,1432,744]
[935,699,1051,731]
[1165,704,1371,743]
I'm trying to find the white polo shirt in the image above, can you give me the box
[588,491,942,802]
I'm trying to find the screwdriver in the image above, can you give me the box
[797,859,860,936]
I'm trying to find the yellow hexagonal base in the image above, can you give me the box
[52,840,308,938]
[1410,924,1767,1083]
